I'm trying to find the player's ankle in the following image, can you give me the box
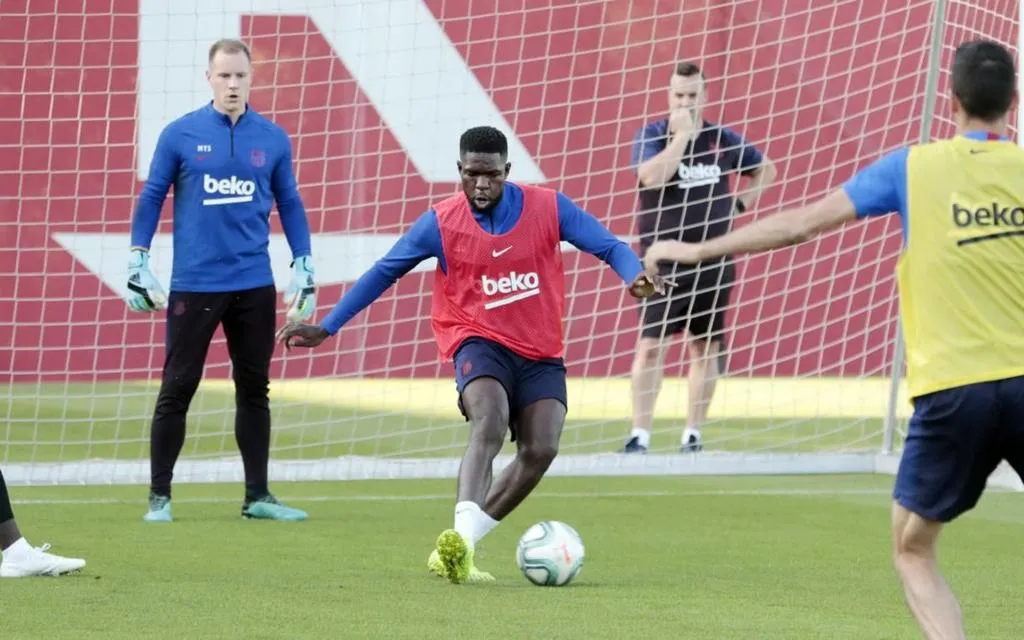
[474,509,500,545]
[244,483,270,502]
[454,501,482,547]
[1,536,30,558]
[629,428,651,448]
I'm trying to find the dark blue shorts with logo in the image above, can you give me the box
[893,375,1024,522]
[452,337,567,441]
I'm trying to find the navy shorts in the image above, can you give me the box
[638,258,734,341]
[452,337,568,441]
[893,375,1024,523]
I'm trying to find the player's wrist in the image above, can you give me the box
[319,320,340,336]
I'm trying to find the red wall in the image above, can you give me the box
[0,1,1009,382]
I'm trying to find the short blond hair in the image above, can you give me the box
[208,38,251,63]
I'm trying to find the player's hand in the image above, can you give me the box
[643,240,702,274]
[628,272,674,298]
[126,248,168,312]
[283,255,316,322]
[276,322,329,350]
[668,108,694,141]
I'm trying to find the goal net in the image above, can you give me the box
[2,0,1019,486]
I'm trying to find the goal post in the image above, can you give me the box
[1,1,1019,487]
[880,0,950,458]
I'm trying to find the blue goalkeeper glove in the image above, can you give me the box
[283,255,316,322]
[126,248,167,312]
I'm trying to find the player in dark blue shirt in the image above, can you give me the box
[623,61,777,455]
[126,39,313,523]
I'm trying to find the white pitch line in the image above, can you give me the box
[11,487,899,506]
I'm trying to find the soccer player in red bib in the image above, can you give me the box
[278,126,668,584]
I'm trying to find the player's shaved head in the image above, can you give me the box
[459,126,508,159]
[458,126,511,211]
[951,40,1016,122]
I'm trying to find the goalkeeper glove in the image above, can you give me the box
[126,248,168,312]
[283,255,316,322]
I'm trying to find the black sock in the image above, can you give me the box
[0,468,13,525]
[0,468,22,549]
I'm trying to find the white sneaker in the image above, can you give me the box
[0,541,86,578]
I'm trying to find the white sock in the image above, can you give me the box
[2,537,30,559]
[682,427,702,444]
[629,428,651,448]
[454,501,482,549]
[474,510,500,546]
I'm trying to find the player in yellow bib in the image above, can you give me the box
[641,39,1024,640]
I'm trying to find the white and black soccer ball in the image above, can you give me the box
[515,520,585,586]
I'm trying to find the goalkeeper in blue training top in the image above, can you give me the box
[127,39,315,523]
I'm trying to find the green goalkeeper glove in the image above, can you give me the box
[126,248,168,312]
[283,255,316,322]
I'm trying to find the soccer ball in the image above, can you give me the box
[515,520,585,586]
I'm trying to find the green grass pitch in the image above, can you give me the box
[3,475,1022,639]
[2,381,1019,638]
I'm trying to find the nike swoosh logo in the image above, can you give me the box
[492,247,512,258]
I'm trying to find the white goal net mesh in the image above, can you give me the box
[1,0,1018,484]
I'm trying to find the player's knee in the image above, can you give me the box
[233,369,269,406]
[468,412,508,452]
[892,522,938,568]
[156,373,203,409]
[519,439,558,469]
[633,339,663,371]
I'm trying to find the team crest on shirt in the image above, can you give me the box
[250,149,266,167]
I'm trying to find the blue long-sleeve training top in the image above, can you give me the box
[130,102,312,292]
[321,182,643,335]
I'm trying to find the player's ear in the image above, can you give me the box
[949,92,962,118]
[504,162,511,178]
[456,161,463,174]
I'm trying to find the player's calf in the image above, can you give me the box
[891,503,965,639]
[624,337,665,453]
[484,399,564,521]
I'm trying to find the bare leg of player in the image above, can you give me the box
[626,336,667,451]
[456,377,509,505]
[682,335,720,452]
[483,398,566,520]
[434,377,508,584]
[891,503,966,640]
